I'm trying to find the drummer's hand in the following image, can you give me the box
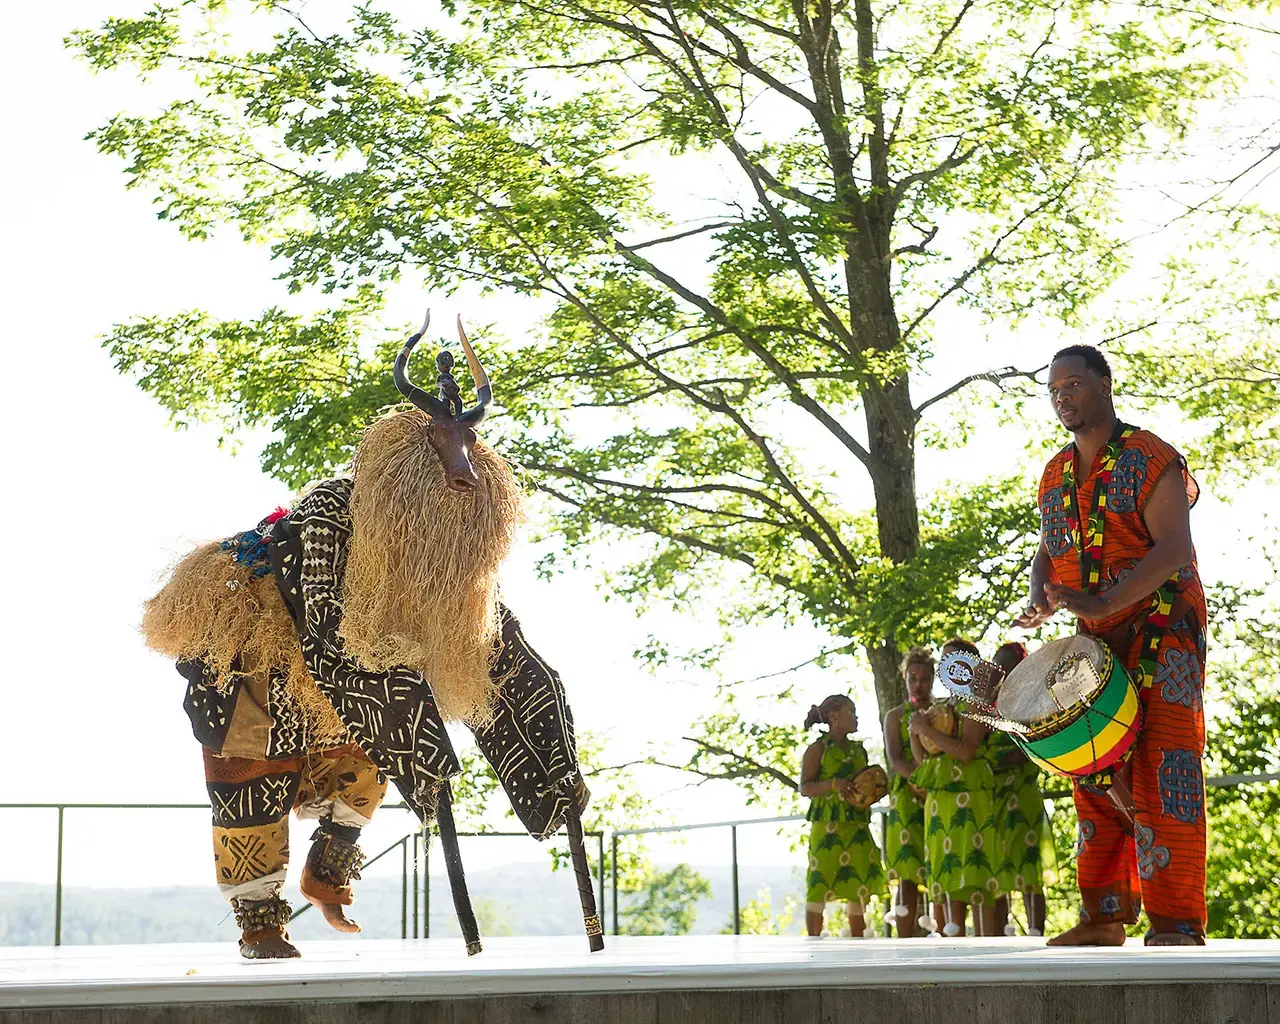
[1015,589,1054,629]
[833,778,856,800]
[907,714,930,738]
[1044,582,1111,620]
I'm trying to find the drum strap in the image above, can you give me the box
[1061,423,1181,691]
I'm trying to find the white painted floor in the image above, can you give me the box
[1,936,1278,1008]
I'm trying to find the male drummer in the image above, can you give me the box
[1016,344,1208,946]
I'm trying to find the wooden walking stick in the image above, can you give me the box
[564,805,605,952]
[434,782,482,955]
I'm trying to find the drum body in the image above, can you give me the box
[920,704,956,756]
[849,765,888,809]
[997,636,1140,778]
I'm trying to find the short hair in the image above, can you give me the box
[941,637,981,658]
[992,641,1028,674]
[1052,344,1111,380]
[899,646,935,677]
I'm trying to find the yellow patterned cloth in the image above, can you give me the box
[804,738,886,906]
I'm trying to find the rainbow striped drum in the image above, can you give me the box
[995,636,1141,778]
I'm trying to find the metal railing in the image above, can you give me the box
[3,771,1274,945]
[0,802,603,946]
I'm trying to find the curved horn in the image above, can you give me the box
[393,309,452,418]
[455,315,492,426]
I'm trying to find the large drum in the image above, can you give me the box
[941,636,1140,778]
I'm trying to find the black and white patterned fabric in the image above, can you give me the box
[269,478,461,820]
[266,477,585,837]
[473,608,584,840]
[179,660,310,760]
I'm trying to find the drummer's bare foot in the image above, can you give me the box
[319,903,361,933]
[1146,932,1200,946]
[1046,922,1126,946]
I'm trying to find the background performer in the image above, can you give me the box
[882,648,934,936]
[982,641,1055,935]
[800,695,886,937]
[908,681,999,937]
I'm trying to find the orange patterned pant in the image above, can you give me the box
[1073,626,1207,940]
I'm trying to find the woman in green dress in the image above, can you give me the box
[909,693,1000,937]
[984,642,1056,935]
[882,647,935,937]
[801,694,886,937]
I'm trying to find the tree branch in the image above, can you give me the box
[902,160,1095,340]
[681,736,800,791]
[624,220,738,250]
[913,364,1046,420]
[536,482,805,593]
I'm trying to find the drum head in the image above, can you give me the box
[996,636,1109,724]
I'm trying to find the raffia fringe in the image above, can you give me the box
[141,543,346,744]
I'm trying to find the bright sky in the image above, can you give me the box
[1,2,1276,903]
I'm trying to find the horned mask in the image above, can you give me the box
[393,311,492,493]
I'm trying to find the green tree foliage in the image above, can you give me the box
[69,0,1280,723]
[727,886,802,935]
[619,862,713,935]
[1201,585,1280,938]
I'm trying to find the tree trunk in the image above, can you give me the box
[863,374,920,719]
[866,643,906,726]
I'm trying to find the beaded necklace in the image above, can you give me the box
[1060,422,1179,689]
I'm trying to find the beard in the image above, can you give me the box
[338,409,521,725]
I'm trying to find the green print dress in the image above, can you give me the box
[981,730,1057,895]
[884,707,926,888]
[910,714,1001,905]
[805,737,886,908]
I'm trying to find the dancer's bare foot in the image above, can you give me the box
[240,933,301,959]
[1146,932,1200,946]
[1046,921,1126,946]
[319,902,362,934]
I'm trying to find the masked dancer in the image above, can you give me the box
[143,313,601,958]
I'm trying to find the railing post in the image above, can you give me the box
[611,833,619,936]
[412,830,420,939]
[54,807,65,947]
[596,832,606,920]
[401,836,408,940]
[879,808,890,937]
[731,824,740,936]
[423,831,430,939]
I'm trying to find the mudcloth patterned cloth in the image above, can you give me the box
[911,717,1000,906]
[981,731,1057,896]
[804,738,885,908]
[204,742,386,902]
[268,478,461,819]
[180,476,590,941]
[1039,426,1208,940]
[267,478,587,834]
[884,707,926,886]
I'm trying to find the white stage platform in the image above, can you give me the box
[2,936,1279,1022]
